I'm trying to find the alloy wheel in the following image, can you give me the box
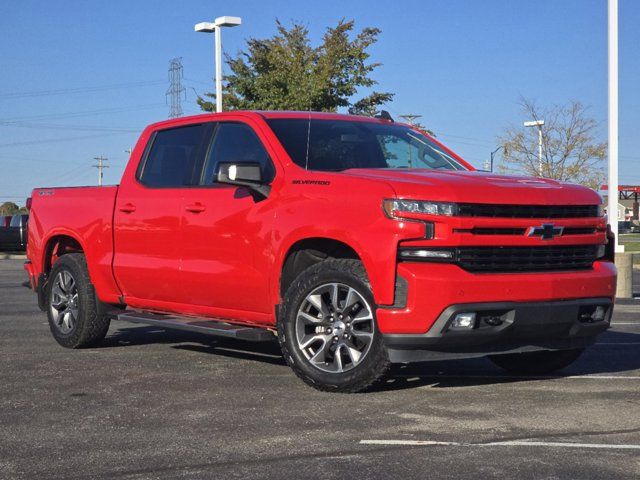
[295,282,375,373]
[49,270,79,334]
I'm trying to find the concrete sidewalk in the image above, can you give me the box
[0,253,26,260]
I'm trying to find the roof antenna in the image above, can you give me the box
[304,108,312,170]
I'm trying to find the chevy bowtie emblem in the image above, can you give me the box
[527,223,564,240]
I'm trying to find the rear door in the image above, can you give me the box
[179,120,277,319]
[113,123,211,306]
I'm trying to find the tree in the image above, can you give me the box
[498,99,606,189]
[0,201,20,216]
[197,19,393,114]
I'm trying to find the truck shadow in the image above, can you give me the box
[101,325,640,391]
[102,325,287,366]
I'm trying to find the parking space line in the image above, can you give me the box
[360,440,640,450]
[485,440,640,450]
[360,440,459,446]
[392,374,640,380]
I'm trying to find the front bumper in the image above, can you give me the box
[383,297,612,362]
[376,260,617,334]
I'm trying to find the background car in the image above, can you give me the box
[618,221,634,234]
[0,214,28,251]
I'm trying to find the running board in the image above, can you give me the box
[116,311,275,342]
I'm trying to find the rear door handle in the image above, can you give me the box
[185,203,206,213]
[119,203,136,213]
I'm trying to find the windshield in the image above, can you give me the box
[266,118,467,172]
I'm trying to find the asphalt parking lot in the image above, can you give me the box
[1,259,639,479]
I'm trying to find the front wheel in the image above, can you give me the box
[488,348,585,375]
[278,259,390,393]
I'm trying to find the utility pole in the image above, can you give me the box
[166,57,186,118]
[399,114,422,127]
[93,156,108,186]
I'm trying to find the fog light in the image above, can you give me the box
[593,306,607,322]
[451,312,476,329]
[481,314,504,327]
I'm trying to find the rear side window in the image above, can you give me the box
[139,124,208,187]
[201,123,274,185]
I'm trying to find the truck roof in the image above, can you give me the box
[146,110,399,131]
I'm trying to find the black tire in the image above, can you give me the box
[46,253,110,348]
[278,258,390,393]
[488,348,585,375]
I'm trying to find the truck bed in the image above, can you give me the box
[27,185,120,301]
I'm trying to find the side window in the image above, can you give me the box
[139,124,208,187]
[201,123,274,185]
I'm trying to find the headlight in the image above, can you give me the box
[597,204,605,217]
[383,199,458,218]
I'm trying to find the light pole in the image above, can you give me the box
[608,0,621,251]
[195,16,242,113]
[524,119,545,176]
[486,146,504,172]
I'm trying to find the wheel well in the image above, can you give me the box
[44,235,83,274]
[280,238,361,297]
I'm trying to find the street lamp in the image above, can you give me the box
[485,145,504,172]
[608,0,622,252]
[524,119,545,176]
[195,16,242,113]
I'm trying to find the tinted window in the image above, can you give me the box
[139,124,208,187]
[201,123,274,185]
[9,215,27,227]
[266,119,466,172]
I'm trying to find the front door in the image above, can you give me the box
[179,120,277,320]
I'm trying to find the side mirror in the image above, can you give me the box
[217,162,270,198]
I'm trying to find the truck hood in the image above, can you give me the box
[340,169,601,205]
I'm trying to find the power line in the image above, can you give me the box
[0,103,165,123]
[184,77,213,87]
[166,58,186,118]
[0,121,139,133]
[92,156,108,186]
[0,80,165,100]
[0,132,132,149]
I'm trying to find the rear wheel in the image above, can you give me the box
[47,253,110,348]
[488,348,585,375]
[278,259,390,393]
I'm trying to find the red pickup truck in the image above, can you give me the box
[25,111,616,392]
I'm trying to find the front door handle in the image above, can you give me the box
[185,203,206,213]
[119,203,136,213]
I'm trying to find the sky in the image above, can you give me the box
[1,0,639,206]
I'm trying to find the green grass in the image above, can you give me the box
[618,234,640,264]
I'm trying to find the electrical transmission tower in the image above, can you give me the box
[93,156,108,186]
[399,114,422,126]
[166,57,186,118]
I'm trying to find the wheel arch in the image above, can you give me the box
[42,232,85,275]
[278,237,367,300]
